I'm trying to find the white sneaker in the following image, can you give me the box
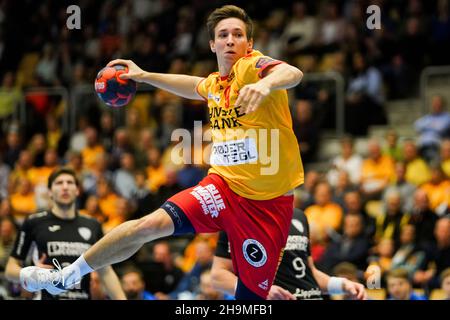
[20,259,68,295]
[20,266,64,293]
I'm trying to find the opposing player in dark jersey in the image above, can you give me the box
[212,208,367,300]
[5,168,125,300]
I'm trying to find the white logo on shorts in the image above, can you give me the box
[190,184,225,218]
[258,279,269,291]
[242,239,267,268]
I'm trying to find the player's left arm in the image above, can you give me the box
[308,257,367,300]
[237,63,303,114]
[97,266,127,300]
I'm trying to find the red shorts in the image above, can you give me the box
[164,173,294,298]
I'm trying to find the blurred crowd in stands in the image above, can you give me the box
[0,0,450,300]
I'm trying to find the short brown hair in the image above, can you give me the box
[207,5,253,40]
[386,268,410,282]
[47,167,79,189]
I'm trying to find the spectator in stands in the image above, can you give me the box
[7,150,33,195]
[387,268,427,300]
[315,1,345,52]
[27,133,47,167]
[318,213,370,274]
[196,270,233,300]
[150,241,184,294]
[327,135,362,187]
[79,195,106,225]
[145,147,168,193]
[69,116,89,153]
[81,127,105,172]
[440,139,450,178]
[121,267,156,300]
[0,72,22,136]
[45,113,68,158]
[414,216,450,289]
[383,162,416,214]
[375,189,410,246]
[345,52,386,135]
[343,191,376,240]
[126,108,145,150]
[402,139,431,186]
[409,189,438,249]
[367,238,395,279]
[96,177,123,232]
[35,43,58,85]
[419,164,450,215]
[382,129,403,162]
[156,240,214,300]
[157,105,181,151]
[281,1,317,58]
[90,271,108,300]
[305,181,343,242]
[382,53,414,100]
[99,111,115,153]
[134,128,156,170]
[110,127,134,171]
[9,178,36,225]
[82,153,113,196]
[398,17,427,84]
[4,129,23,169]
[415,95,450,163]
[178,234,218,274]
[295,170,320,210]
[65,150,84,179]
[390,224,426,278]
[0,153,10,200]
[177,161,206,190]
[292,99,319,164]
[29,148,59,210]
[332,170,356,207]
[440,268,450,300]
[113,152,138,200]
[131,169,158,218]
[360,139,395,200]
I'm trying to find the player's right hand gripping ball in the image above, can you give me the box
[94,64,137,107]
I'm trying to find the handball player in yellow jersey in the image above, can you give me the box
[18,5,304,299]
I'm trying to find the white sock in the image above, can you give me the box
[71,255,94,277]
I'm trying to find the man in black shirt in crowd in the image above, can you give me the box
[212,208,367,300]
[5,168,126,300]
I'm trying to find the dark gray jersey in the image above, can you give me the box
[11,211,103,300]
[216,208,322,299]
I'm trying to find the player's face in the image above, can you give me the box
[210,18,253,71]
[50,173,79,207]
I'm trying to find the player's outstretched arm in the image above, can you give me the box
[210,256,238,296]
[210,256,296,300]
[97,266,127,300]
[308,257,367,300]
[107,59,205,100]
[237,63,303,114]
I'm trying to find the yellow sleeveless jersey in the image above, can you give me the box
[196,50,304,200]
